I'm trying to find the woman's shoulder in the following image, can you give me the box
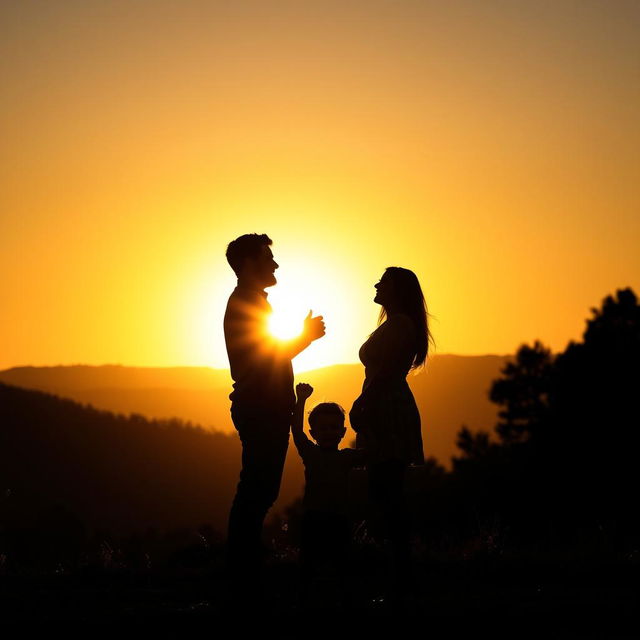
[384,313,416,333]
[362,314,416,359]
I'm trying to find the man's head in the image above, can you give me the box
[308,402,346,449]
[226,233,278,288]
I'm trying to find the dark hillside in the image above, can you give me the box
[0,383,239,539]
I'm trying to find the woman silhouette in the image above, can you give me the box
[350,266,432,594]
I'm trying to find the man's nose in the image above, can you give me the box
[273,261,279,270]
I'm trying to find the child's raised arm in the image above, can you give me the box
[292,382,314,454]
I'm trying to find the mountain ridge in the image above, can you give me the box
[0,355,510,466]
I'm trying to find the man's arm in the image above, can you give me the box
[225,292,325,371]
[291,383,314,454]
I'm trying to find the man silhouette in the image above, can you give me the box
[223,233,325,587]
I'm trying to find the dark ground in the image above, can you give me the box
[1,543,638,633]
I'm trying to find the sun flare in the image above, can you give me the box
[258,258,357,372]
[268,308,304,340]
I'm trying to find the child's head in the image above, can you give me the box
[308,402,346,449]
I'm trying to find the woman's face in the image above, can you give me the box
[373,272,394,307]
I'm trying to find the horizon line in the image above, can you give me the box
[0,353,517,373]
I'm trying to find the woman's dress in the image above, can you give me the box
[349,314,424,466]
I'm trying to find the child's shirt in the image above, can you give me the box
[294,435,362,516]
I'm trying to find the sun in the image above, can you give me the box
[268,311,303,340]
[185,249,361,372]
[256,254,364,372]
[268,298,306,340]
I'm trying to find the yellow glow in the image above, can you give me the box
[263,253,359,372]
[268,307,304,341]
[1,3,639,370]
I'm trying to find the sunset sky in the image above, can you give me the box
[2,0,638,372]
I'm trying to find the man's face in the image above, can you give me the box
[251,245,279,288]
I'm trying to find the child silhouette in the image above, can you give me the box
[292,382,363,604]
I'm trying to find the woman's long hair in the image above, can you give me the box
[378,266,433,369]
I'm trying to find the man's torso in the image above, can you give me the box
[224,284,295,417]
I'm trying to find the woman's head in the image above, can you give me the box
[374,267,433,368]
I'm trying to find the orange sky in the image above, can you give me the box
[1,0,639,372]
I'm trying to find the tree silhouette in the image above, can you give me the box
[549,287,640,536]
[490,341,553,445]
[450,287,640,545]
[455,426,492,460]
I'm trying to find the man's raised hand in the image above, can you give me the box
[304,310,326,342]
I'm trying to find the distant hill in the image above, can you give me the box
[0,355,509,466]
[0,382,240,537]
[0,353,511,537]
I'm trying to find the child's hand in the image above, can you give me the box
[296,382,313,400]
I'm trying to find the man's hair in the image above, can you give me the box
[226,233,272,276]
[308,402,346,428]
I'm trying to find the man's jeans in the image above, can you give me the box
[227,407,290,575]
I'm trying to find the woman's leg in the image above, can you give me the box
[368,460,412,593]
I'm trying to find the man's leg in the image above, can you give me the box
[227,411,290,582]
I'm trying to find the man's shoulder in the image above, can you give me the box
[227,286,270,309]
[225,287,260,317]
[226,286,248,305]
